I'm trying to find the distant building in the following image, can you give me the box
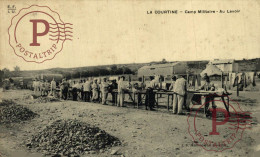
[209,59,238,73]
[137,61,208,77]
[137,62,186,78]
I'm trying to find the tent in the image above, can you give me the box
[200,64,223,76]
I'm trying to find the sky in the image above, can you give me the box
[0,0,259,71]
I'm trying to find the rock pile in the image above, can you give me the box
[27,119,121,156]
[0,104,38,123]
[0,99,14,107]
[35,96,60,103]
[29,95,60,103]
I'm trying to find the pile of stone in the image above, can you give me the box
[26,119,121,156]
[35,96,60,103]
[0,99,14,106]
[29,95,60,103]
[0,103,38,123]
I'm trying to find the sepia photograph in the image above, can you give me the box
[0,0,260,157]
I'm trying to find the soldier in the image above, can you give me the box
[60,79,65,99]
[91,79,99,102]
[117,76,125,107]
[169,76,177,91]
[34,78,41,95]
[145,76,158,111]
[44,80,50,96]
[173,75,187,115]
[80,80,84,100]
[40,80,45,96]
[72,80,81,101]
[101,78,109,105]
[109,79,118,104]
[97,78,102,103]
[200,75,216,117]
[50,78,56,97]
[83,78,92,102]
[60,79,69,100]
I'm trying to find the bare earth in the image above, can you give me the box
[0,89,260,157]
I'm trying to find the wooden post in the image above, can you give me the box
[243,73,246,91]
[237,76,239,96]
[159,75,162,97]
[224,76,227,91]
[186,74,189,89]
[159,75,162,89]
[221,72,223,88]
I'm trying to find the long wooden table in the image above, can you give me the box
[187,91,232,116]
[112,89,232,116]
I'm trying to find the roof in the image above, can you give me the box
[210,59,234,64]
[200,64,223,76]
[137,62,188,77]
[138,62,180,70]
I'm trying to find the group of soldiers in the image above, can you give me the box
[32,76,141,107]
[31,73,216,115]
[67,76,145,107]
[32,78,56,96]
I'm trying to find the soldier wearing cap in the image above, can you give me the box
[173,75,187,114]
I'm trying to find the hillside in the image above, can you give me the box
[2,58,260,80]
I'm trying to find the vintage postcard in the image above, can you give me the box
[0,0,259,157]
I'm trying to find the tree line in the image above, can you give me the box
[60,65,134,79]
[0,65,134,80]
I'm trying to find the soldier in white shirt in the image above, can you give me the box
[101,78,110,105]
[91,79,99,102]
[173,75,187,114]
[40,80,45,96]
[117,76,125,107]
[71,81,81,101]
[83,78,92,102]
[145,76,158,110]
[50,78,56,97]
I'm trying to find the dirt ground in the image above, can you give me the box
[0,89,260,157]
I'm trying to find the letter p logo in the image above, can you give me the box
[209,108,229,135]
[30,19,49,46]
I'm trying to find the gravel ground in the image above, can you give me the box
[0,89,259,157]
